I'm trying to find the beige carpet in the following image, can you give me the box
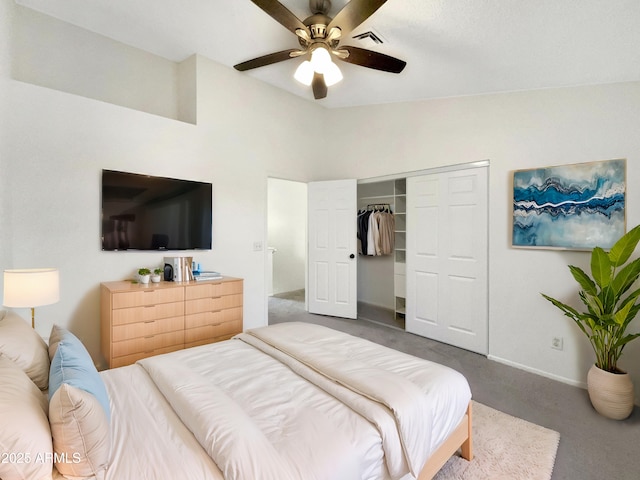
[434,402,560,480]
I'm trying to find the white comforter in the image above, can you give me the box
[135,322,471,480]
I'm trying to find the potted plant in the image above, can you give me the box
[542,224,640,419]
[151,268,163,283]
[137,268,151,284]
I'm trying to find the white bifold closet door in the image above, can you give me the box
[405,167,488,354]
[307,179,358,319]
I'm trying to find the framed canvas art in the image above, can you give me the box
[512,159,626,250]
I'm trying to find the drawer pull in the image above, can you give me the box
[144,335,154,339]
[210,310,222,314]
[144,320,156,324]
[210,322,222,327]
[144,350,154,354]
[210,296,222,300]
[144,305,155,308]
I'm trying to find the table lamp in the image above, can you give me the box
[3,268,60,328]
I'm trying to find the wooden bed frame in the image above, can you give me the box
[418,402,473,480]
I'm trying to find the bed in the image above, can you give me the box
[0,310,473,480]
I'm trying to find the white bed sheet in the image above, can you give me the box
[100,364,224,480]
[139,338,387,480]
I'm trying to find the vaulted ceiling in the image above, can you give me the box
[15,0,640,108]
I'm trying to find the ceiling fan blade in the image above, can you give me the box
[312,73,328,99]
[234,49,301,71]
[250,0,307,34]
[337,46,406,73]
[327,0,388,36]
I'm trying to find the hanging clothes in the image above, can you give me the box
[357,205,395,256]
[357,209,372,255]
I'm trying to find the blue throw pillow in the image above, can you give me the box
[49,328,110,421]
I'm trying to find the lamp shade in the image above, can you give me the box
[3,268,60,308]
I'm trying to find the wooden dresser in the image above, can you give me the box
[100,277,243,368]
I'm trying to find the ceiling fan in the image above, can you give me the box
[234,0,407,100]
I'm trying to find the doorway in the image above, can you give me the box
[267,178,307,317]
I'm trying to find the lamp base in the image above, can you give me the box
[31,307,35,329]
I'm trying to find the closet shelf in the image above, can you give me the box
[359,194,394,201]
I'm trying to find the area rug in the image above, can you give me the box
[434,401,560,480]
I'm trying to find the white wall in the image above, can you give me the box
[0,0,13,271]
[12,6,184,121]
[0,0,326,366]
[322,82,640,402]
[267,178,307,295]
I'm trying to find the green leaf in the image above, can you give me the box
[609,224,640,267]
[596,313,617,326]
[599,285,616,314]
[580,290,603,316]
[619,287,640,312]
[591,247,611,288]
[614,300,635,326]
[569,266,597,296]
[541,294,580,320]
[612,258,640,299]
[614,333,640,349]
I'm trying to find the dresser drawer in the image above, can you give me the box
[112,302,184,326]
[185,281,243,300]
[184,318,242,345]
[185,294,242,315]
[111,344,184,368]
[184,307,242,330]
[112,316,184,342]
[112,330,184,358]
[112,287,184,309]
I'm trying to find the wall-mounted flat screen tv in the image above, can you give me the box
[101,169,212,251]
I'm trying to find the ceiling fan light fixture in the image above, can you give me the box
[323,61,343,86]
[310,46,333,74]
[294,60,315,86]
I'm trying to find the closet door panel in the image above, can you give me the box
[406,167,488,355]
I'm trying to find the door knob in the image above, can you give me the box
[349,254,355,259]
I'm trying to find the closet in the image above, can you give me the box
[354,162,488,355]
[305,163,487,351]
[357,178,406,329]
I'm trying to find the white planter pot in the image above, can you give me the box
[150,274,161,283]
[138,274,150,284]
[587,364,634,420]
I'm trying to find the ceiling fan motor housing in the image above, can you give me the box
[303,13,331,40]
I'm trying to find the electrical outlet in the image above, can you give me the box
[253,241,263,252]
[551,337,563,350]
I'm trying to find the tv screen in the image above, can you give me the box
[101,170,212,251]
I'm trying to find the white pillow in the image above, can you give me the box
[0,356,53,480]
[49,384,110,479]
[0,311,50,389]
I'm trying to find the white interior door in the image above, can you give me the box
[405,167,488,354]
[308,179,358,319]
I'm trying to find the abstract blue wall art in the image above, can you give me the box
[512,159,626,250]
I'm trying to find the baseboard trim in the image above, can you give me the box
[488,354,587,390]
